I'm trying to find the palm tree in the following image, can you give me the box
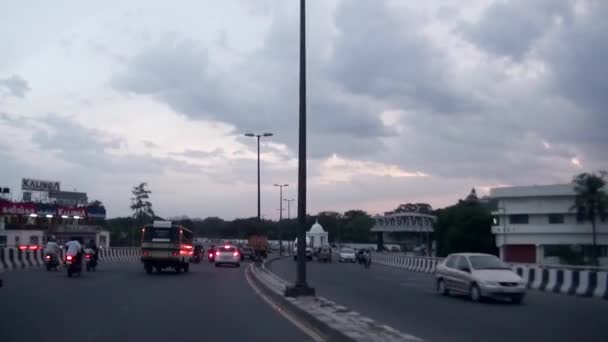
[572,171,608,266]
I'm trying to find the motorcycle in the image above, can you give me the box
[44,254,59,271]
[208,249,215,263]
[84,249,97,272]
[65,254,83,278]
[362,253,371,269]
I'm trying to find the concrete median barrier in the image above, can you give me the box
[0,247,140,272]
[248,256,423,342]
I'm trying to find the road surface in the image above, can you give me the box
[270,257,608,342]
[0,260,308,342]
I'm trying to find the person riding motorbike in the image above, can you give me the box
[44,235,60,268]
[85,239,99,264]
[361,249,371,268]
[65,238,84,264]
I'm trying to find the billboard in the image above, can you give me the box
[22,178,60,192]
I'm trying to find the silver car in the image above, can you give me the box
[434,253,526,304]
[214,245,241,267]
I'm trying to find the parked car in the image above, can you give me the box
[434,253,526,304]
[338,247,356,262]
[317,246,332,263]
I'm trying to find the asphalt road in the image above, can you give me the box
[0,260,308,342]
[270,257,608,342]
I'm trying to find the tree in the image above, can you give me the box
[434,192,496,257]
[572,171,608,266]
[130,182,155,221]
[130,182,155,246]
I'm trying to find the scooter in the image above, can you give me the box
[65,254,83,278]
[85,249,97,272]
[44,254,59,271]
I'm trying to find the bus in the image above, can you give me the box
[140,221,193,274]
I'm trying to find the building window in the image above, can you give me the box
[548,214,564,224]
[509,214,529,224]
[492,216,500,226]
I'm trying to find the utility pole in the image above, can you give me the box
[274,184,288,255]
[244,132,274,221]
[285,0,315,297]
[284,198,295,253]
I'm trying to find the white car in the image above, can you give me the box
[214,245,240,267]
[338,248,356,262]
[434,253,526,304]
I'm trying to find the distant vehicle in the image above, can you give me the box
[84,248,97,272]
[339,248,356,262]
[248,235,268,259]
[434,253,526,304]
[356,248,370,264]
[141,221,193,274]
[293,237,313,261]
[215,245,240,267]
[240,246,255,261]
[192,244,204,263]
[317,245,332,263]
[208,246,216,263]
[65,254,83,278]
[44,254,59,271]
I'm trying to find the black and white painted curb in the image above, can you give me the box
[373,253,608,300]
[250,257,423,342]
[0,247,140,272]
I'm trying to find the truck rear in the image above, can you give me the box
[248,235,268,259]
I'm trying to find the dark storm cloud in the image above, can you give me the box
[328,0,478,114]
[112,9,395,159]
[0,74,30,98]
[461,0,573,60]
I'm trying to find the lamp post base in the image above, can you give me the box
[285,284,316,297]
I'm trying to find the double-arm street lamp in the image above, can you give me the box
[244,132,274,221]
[274,184,289,255]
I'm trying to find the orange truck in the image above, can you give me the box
[248,235,268,259]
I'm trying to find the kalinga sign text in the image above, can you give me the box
[21,178,61,192]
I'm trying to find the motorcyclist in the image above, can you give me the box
[361,248,371,268]
[65,238,83,264]
[44,235,60,263]
[86,239,99,264]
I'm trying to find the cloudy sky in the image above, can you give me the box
[1,0,606,219]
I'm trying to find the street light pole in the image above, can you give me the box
[286,0,314,297]
[274,184,289,256]
[245,132,274,221]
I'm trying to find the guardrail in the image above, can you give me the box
[0,247,140,271]
[371,253,608,300]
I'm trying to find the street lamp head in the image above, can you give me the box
[244,133,255,137]
[283,184,289,187]
[263,132,274,137]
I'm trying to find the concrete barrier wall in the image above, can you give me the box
[0,247,140,272]
[372,253,608,300]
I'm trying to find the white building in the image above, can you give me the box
[307,220,328,249]
[490,184,608,265]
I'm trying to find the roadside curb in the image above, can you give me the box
[249,255,423,342]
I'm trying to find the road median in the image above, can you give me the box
[247,255,423,342]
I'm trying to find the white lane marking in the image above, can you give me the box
[244,265,325,342]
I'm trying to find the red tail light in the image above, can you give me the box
[233,252,239,257]
[215,251,220,256]
[142,250,150,257]
[45,255,51,260]
[18,246,27,250]
[209,253,213,257]
[86,254,91,260]
[29,245,38,250]
[66,255,73,261]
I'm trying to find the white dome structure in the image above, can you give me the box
[307,220,329,249]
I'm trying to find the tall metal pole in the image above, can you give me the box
[275,184,288,255]
[257,136,261,221]
[286,0,314,297]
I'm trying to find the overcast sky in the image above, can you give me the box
[1,0,606,219]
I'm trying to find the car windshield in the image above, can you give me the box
[468,255,510,270]
[341,248,354,253]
